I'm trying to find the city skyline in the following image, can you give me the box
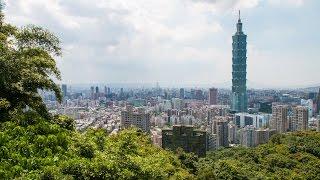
[4,0,320,88]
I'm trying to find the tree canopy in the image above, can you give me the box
[0,8,62,120]
[197,131,320,179]
[0,112,192,179]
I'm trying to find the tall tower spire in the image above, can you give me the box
[231,11,248,113]
[237,10,243,33]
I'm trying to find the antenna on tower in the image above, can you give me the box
[239,10,241,20]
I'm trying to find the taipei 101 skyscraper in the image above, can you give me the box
[231,11,248,112]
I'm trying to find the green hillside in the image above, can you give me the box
[197,131,320,179]
[0,112,192,179]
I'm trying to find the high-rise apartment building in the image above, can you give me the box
[228,121,237,144]
[209,88,218,105]
[104,86,108,95]
[180,88,185,99]
[162,125,207,157]
[172,98,184,110]
[240,125,256,147]
[290,106,308,131]
[234,113,270,128]
[317,115,320,132]
[317,88,320,115]
[301,99,313,120]
[121,106,150,132]
[206,133,217,151]
[216,120,229,148]
[255,129,270,145]
[195,89,203,100]
[95,86,99,94]
[271,105,289,133]
[61,84,67,98]
[90,86,94,99]
[210,116,226,134]
[231,11,248,113]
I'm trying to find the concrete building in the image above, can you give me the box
[317,88,320,115]
[301,99,313,120]
[95,86,99,94]
[234,113,270,129]
[255,129,270,145]
[162,125,207,157]
[208,105,230,121]
[271,105,289,133]
[206,133,217,151]
[172,98,184,110]
[61,84,67,98]
[231,11,248,113]
[317,115,320,132]
[121,106,150,132]
[151,128,162,147]
[290,106,308,131]
[216,120,229,148]
[228,121,237,144]
[210,116,227,134]
[209,88,218,105]
[180,88,185,99]
[90,86,95,99]
[240,125,256,147]
[195,89,204,100]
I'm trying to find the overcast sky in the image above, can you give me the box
[4,0,320,88]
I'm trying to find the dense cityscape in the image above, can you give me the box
[1,1,320,179]
[41,14,320,157]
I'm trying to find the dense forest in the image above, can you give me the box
[197,131,320,179]
[1,112,320,179]
[1,3,320,180]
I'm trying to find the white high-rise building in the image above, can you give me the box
[234,113,270,128]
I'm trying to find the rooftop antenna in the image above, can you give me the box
[239,10,241,20]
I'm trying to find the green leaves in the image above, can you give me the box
[0,113,192,179]
[0,15,62,120]
[197,131,320,179]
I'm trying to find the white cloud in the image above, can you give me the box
[3,0,318,87]
[268,0,305,7]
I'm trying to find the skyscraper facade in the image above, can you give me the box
[209,88,218,105]
[231,11,248,113]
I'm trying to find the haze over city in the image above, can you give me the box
[4,0,319,88]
